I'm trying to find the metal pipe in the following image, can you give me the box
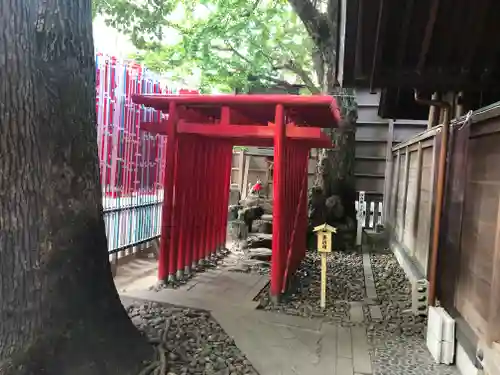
[414,90,451,306]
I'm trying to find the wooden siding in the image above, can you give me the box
[386,101,500,351]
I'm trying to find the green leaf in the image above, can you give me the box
[94,0,319,92]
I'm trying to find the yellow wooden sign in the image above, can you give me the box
[317,232,332,253]
[313,223,336,254]
[312,223,337,309]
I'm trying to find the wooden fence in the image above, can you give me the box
[385,101,500,358]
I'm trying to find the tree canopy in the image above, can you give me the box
[94,0,323,93]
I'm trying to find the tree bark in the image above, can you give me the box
[314,90,358,249]
[308,89,357,250]
[288,0,358,249]
[0,1,153,374]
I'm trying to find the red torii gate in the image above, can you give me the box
[132,94,341,299]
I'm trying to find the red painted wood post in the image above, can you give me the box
[212,142,224,258]
[200,141,210,263]
[158,103,177,282]
[197,140,209,267]
[183,135,196,277]
[168,136,181,282]
[205,141,217,261]
[200,140,214,264]
[208,142,217,259]
[220,143,232,252]
[210,141,220,259]
[299,151,309,266]
[176,136,190,279]
[192,139,206,268]
[213,142,225,257]
[284,144,291,268]
[271,104,286,299]
[293,148,308,273]
[287,142,299,274]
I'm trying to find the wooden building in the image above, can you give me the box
[336,1,500,374]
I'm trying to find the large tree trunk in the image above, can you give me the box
[310,89,358,250]
[0,1,153,374]
[288,0,358,249]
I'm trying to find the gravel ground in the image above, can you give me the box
[367,251,426,341]
[367,250,459,375]
[127,301,258,375]
[258,250,364,324]
[224,239,271,276]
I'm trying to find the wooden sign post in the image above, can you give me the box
[313,223,337,309]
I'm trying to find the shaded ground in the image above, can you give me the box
[250,246,459,375]
[116,239,460,374]
[126,301,257,375]
[119,254,371,375]
[367,251,459,375]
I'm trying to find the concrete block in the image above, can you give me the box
[440,308,455,343]
[412,279,429,316]
[351,327,372,374]
[427,306,443,341]
[369,305,383,320]
[350,302,365,323]
[456,343,479,375]
[337,327,352,358]
[441,340,455,365]
[336,357,354,375]
[366,285,378,299]
[426,329,442,364]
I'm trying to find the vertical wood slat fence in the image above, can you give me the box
[385,126,440,277]
[95,54,192,259]
[384,102,500,360]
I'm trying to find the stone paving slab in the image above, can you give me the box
[350,301,365,323]
[369,305,383,320]
[337,326,353,359]
[120,269,369,374]
[119,257,372,375]
[352,326,373,374]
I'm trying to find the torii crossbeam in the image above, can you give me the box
[132,94,340,299]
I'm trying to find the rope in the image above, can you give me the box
[138,318,171,375]
[457,110,473,131]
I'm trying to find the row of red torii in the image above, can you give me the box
[132,94,341,299]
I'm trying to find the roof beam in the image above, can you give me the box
[461,0,490,73]
[417,0,441,72]
[395,0,415,70]
[370,0,388,92]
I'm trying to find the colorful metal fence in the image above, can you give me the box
[96,54,168,254]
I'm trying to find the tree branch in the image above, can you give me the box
[212,44,296,90]
[287,0,329,48]
[212,42,253,66]
[274,61,320,94]
[257,75,296,89]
